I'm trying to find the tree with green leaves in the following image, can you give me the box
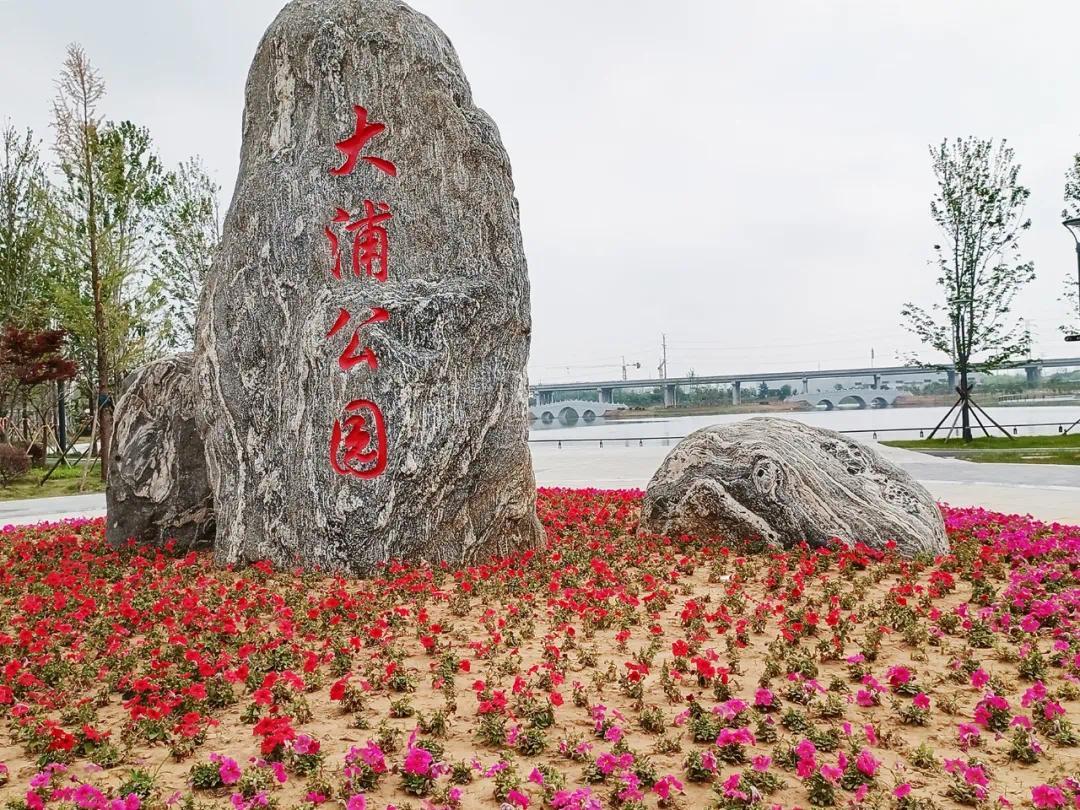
[902,137,1034,441]
[152,157,220,348]
[49,45,174,479]
[0,125,51,328]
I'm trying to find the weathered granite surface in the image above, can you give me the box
[193,0,543,573]
[640,417,949,557]
[106,354,214,551]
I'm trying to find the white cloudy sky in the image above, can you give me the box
[3,0,1080,383]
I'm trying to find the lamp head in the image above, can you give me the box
[1064,217,1080,244]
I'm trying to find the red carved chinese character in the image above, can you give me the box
[325,202,392,282]
[347,201,392,282]
[326,307,390,372]
[330,105,397,178]
[330,399,387,478]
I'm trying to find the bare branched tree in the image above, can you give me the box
[51,44,112,480]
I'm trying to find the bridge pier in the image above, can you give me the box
[800,377,809,394]
[599,387,614,404]
[731,381,742,406]
[1025,365,1042,388]
[946,369,957,392]
[663,383,677,407]
[872,373,881,390]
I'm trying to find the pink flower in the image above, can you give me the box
[219,758,241,785]
[700,750,718,773]
[752,755,772,772]
[754,688,774,708]
[957,723,981,749]
[1031,785,1066,809]
[886,666,911,688]
[346,797,366,810]
[293,734,319,755]
[913,693,931,710]
[820,764,843,783]
[894,783,912,798]
[1022,683,1048,707]
[403,746,433,777]
[855,749,878,778]
[358,741,385,770]
[1044,701,1066,720]
[721,773,747,800]
[970,669,989,688]
[652,775,684,800]
[507,789,529,808]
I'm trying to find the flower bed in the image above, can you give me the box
[0,488,1078,809]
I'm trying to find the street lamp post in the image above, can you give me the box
[1064,218,1080,342]
[1062,219,1080,433]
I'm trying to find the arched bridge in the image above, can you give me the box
[786,388,902,410]
[529,400,627,425]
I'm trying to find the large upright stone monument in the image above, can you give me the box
[193,0,543,573]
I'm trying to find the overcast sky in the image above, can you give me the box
[3,1,1080,383]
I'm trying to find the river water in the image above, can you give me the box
[528,404,1080,445]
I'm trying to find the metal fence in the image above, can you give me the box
[528,421,1079,448]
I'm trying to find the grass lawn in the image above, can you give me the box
[884,431,1080,464]
[0,459,106,500]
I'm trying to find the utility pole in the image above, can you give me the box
[621,356,640,381]
[660,333,668,379]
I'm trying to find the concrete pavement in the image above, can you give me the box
[4,442,1080,528]
[0,492,106,527]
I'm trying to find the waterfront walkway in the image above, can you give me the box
[3,443,1080,528]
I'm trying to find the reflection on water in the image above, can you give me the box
[528,405,1080,444]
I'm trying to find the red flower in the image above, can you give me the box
[47,726,77,752]
[330,676,349,701]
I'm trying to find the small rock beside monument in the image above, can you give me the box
[105,354,214,552]
[640,417,949,558]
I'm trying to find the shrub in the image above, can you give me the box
[0,443,30,486]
